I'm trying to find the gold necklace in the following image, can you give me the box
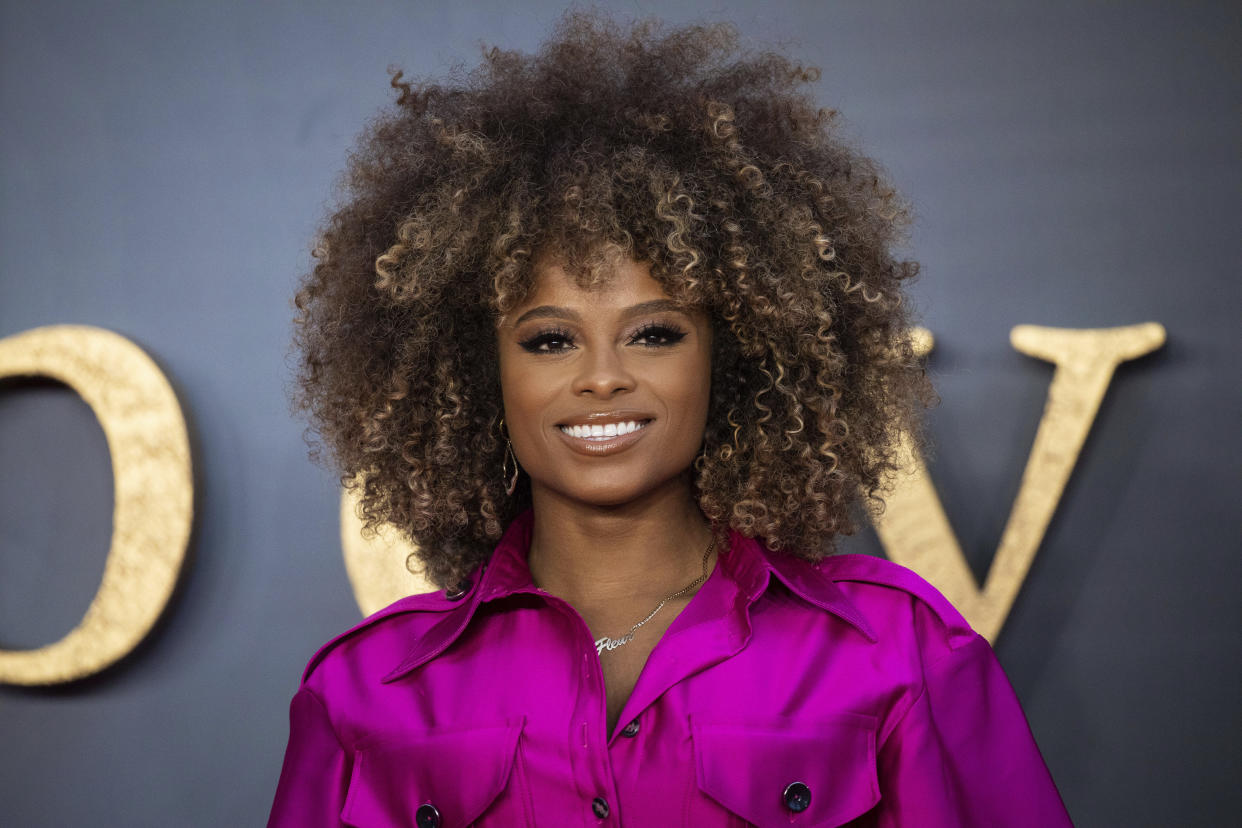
[594,535,716,656]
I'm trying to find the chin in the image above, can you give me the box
[571,484,651,509]
[549,468,691,510]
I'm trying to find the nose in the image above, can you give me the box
[571,346,635,399]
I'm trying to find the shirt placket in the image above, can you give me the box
[540,592,625,826]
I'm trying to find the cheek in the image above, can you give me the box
[497,351,556,464]
[497,349,533,433]
[663,350,713,428]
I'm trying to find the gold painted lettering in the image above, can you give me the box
[0,325,192,684]
[872,323,1165,641]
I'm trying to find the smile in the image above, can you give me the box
[557,421,648,440]
[553,417,654,456]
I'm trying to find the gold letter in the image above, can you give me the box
[872,323,1165,641]
[0,325,192,684]
[341,487,433,616]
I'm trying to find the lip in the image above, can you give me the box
[553,411,655,457]
[556,410,655,427]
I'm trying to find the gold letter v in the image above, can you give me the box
[870,323,1165,642]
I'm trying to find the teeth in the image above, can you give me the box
[559,420,647,440]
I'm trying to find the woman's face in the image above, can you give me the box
[497,256,712,509]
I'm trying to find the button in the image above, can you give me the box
[444,578,472,600]
[415,802,441,828]
[591,796,610,819]
[783,781,811,813]
[620,718,640,738]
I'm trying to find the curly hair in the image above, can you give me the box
[291,11,934,588]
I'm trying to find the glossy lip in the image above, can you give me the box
[553,410,655,457]
[556,410,655,427]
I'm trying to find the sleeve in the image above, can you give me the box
[267,686,351,828]
[873,633,1074,827]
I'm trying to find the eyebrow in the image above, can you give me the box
[513,299,689,327]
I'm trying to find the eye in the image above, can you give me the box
[518,327,576,353]
[629,322,688,348]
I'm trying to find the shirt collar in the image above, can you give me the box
[382,510,874,682]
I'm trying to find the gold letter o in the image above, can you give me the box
[0,325,192,684]
[341,487,434,616]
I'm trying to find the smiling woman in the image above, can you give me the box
[271,10,1072,827]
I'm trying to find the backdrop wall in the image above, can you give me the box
[2,1,1239,825]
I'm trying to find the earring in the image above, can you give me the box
[499,418,520,495]
[503,441,520,495]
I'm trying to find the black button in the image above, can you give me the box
[620,718,640,738]
[783,781,811,812]
[415,802,441,828]
[591,796,610,819]
[444,578,472,601]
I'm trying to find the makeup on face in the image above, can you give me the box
[497,257,712,508]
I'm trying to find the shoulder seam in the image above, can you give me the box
[877,632,991,750]
[298,684,346,751]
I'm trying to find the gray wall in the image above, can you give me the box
[2,1,1238,825]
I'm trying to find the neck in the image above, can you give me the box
[527,474,714,610]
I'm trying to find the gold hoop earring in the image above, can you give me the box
[499,418,520,496]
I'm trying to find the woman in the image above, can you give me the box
[271,12,1072,827]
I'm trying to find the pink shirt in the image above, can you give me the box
[269,510,1072,826]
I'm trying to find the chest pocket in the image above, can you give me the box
[341,718,530,828]
[689,713,880,827]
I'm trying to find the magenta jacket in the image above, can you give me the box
[269,510,1072,827]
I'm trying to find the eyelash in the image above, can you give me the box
[630,322,688,347]
[517,322,688,353]
[518,326,575,353]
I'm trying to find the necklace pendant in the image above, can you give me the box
[592,534,716,658]
[594,633,633,655]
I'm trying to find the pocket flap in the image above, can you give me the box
[342,718,524,827]
[691,714,880,827]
